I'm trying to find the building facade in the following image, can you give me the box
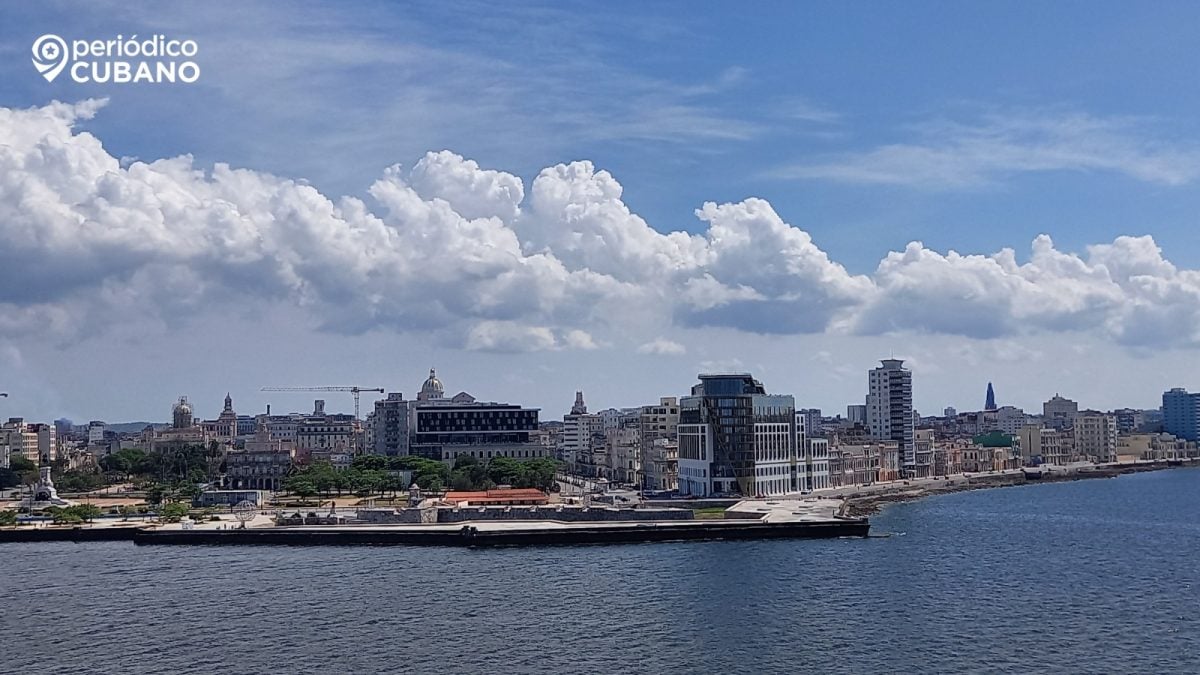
[1074,412,1118,463]
[1043,394,1079,428]
[1163,388,1200,442]
[371,392,410,456]
[225,419,295,491]
[561,392,603,476]
[639,397,679,490]
[409,371,544,464]
[1017,425,1067,466]
[866,359,915,477]
[677,373,796,497]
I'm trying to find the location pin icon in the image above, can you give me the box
[32,34,68,82]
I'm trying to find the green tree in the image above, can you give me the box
[160,502,191,523]
[352,455,388,471]
[46,506,82,525]
[53,469,108,494]
[176,482,203,503]
[524,458,560,491]
[9,455,36,472]
[285,476,317,500]
[144,482,170,505]
[75,504,102,522]
[0,468,20,490]
[0,510,17,527]
[487,456,527,487]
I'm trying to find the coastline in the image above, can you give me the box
[840,460,1198,518]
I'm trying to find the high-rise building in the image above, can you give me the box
[985,382,997,411]
[866,359,916,477]
[1162,388,1200,441]
[371,392,410,456]
[677,373,795,497]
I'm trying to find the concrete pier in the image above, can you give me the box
[130,518,870,547]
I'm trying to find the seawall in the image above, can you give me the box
[843,461,1196,517]
[0,526,141,543]
[132,519,869,547]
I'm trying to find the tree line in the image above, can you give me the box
[283,454,560,497]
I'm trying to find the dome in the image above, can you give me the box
[172,396,193,429]
[418,368,444,401]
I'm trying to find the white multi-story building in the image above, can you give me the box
[1,418,56,464]
[1074,412,1117,463]
[866,359,915,476]
[795,413,830,491]
[87,421,107,445]
[561,392,603,476]
[806,438,831,490]
[914,428,935,478]
[753,419,794,497]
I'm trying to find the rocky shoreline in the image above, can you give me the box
[841,461,1196,518]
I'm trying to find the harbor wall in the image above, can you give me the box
[356,505,694,524]
[131,518,870,547]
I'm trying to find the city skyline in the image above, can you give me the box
[3,3,1200,421]
[0,362,1178,428]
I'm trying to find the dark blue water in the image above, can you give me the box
[2,469,1198,674]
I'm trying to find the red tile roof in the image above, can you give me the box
[443,488,549,504]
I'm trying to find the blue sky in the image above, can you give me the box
[1,1,1199,422]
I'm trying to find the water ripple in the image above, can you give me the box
[2,469,1199,673]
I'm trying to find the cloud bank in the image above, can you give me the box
[2,100,1198,352]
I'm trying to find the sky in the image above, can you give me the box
[1,1,1199,423]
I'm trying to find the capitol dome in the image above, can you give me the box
[418,368,444,401]
[172,396,193,429]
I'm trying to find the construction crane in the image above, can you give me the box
[260,386,384,420]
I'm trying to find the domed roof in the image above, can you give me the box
[419,368,444,400]
[173,396,192,414]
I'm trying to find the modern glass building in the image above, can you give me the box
[677,373,796,497]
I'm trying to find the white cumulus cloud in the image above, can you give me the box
[637,338,686,356]
[2,100,1199,354]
